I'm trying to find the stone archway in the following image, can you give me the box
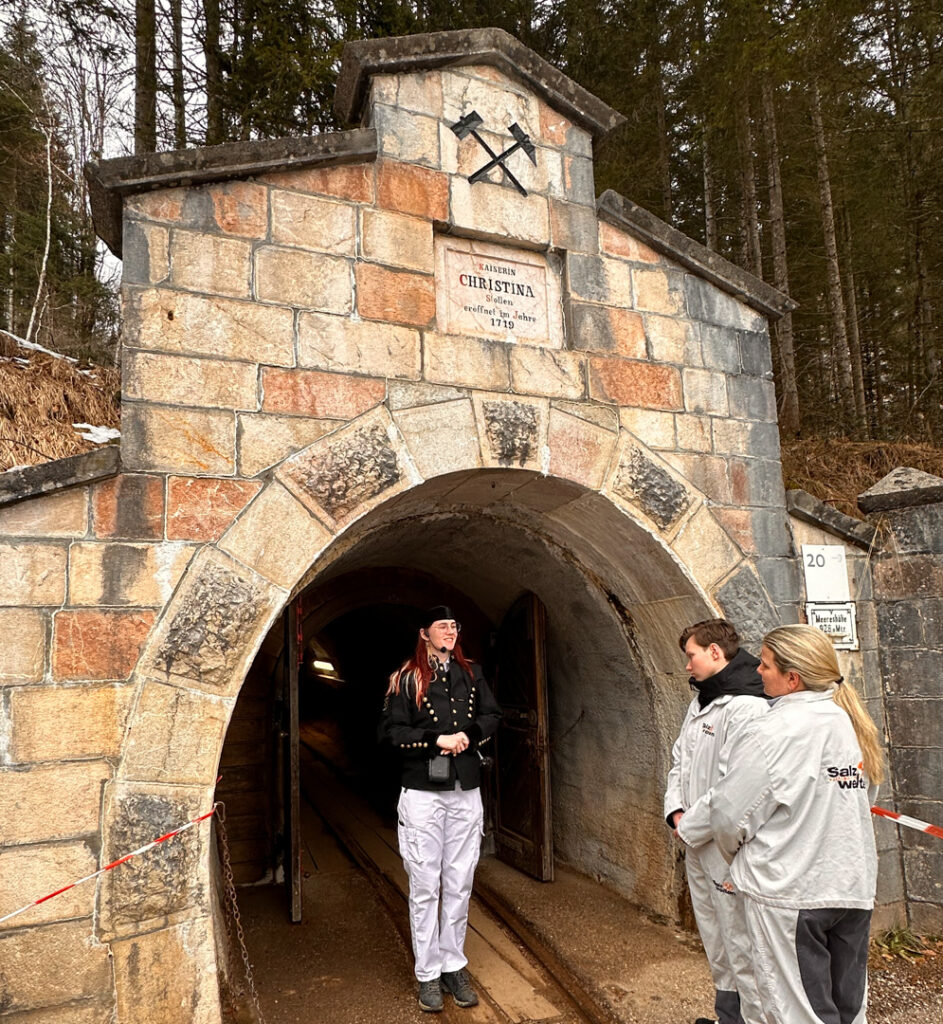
[96,398,774,1021]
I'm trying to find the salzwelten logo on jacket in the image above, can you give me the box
[825,762,867,789]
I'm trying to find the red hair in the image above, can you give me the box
[388,635,475,706]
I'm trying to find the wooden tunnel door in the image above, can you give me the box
[492,592,553,881]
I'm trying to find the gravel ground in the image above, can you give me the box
[869,939,943,1024]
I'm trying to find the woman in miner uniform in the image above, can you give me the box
[384,606,501,1013]
[709,624,884,1024]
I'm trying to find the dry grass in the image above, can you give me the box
[0,344,120,472]
[781,439,943,519]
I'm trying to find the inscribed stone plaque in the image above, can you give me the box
[435,237,563,348]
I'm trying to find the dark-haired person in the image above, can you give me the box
[708,624,883,1024]
[384,606,501,1013]
[665,619,770,1024]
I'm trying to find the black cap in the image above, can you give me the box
[421,605,455,628]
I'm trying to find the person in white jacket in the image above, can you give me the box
[708,624,884,1024]
[665,619,771,1024]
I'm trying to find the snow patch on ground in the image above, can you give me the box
[73,424,121,443]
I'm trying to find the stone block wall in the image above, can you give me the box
[789,477,943,932]
[864,478,943,932]
[0,476,202,1021]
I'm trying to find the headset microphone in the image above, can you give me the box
[439,646,448,654]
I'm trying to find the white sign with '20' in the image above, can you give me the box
[801,544,850,602]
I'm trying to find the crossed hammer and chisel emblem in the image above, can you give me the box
[451,111,537,197]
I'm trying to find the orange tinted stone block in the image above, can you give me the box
[600,221,661,264]
[92,475,164,540]
[355,264,436,327]
[52,609,156,681]
[210,181,268,238]
[377,161,449,220]
[713,507,756,554]
[125,188,185,223]
[262,163,375,203]
[548,408,618,490]
[262,368,386,419]
[588,357,682,410]
[166,477,263,541]
[538,99,571,146]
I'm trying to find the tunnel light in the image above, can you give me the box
[312,659,335,672]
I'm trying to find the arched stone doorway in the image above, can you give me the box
[219,467,718,918]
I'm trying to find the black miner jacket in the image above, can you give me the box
[386,659,502,791]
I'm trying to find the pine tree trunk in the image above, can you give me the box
[862,277,885,436]
[810,82,862,437]
[171,0,186,148]
[134,0,158,153]
[840,207,870,438]
[913,198,939,438]
[760,78,800,436]
[203,0,224,144]
[695,0,716,249]
[3,178,15,333]
[737,94,762,277]
[654,68,673,221]
[703,132,718,251]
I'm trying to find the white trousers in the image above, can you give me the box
[686,845,768,1024]
[397,785,484,981]
[744,899,870,1024]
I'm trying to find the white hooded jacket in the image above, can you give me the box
[666,691,770,849]
[709,688,877,910]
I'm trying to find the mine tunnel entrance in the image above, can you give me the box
[213,469,711,931]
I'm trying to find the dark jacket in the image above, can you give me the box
[690,647,765,709]
[385,659,502,791]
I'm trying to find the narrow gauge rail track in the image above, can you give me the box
[299,744,602,1024]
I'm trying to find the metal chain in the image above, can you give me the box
[216,803,266,1024]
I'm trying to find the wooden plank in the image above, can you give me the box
[464,929,561,1023]
[287,601,302,923]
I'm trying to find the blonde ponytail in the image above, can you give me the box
[832,682,884,785]
[763,625,885,785]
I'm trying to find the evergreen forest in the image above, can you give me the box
[1,0,940,444]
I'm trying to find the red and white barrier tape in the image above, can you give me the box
[872,805,943,840]
[2,802,937,927]
[0,804,218,927]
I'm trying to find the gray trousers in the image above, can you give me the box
[744,899,870,1024]
[687,845,768,1024]
[397,785,484,982]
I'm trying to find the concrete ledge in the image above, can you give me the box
[786,488,878,550]
[597,190,796,320]
[858,467,943,514]
[0,446,119,507]
[86,128,378,257]
[335,28,626,139]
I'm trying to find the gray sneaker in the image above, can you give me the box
[441,969,479,1008]
[418,978,443,1012]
